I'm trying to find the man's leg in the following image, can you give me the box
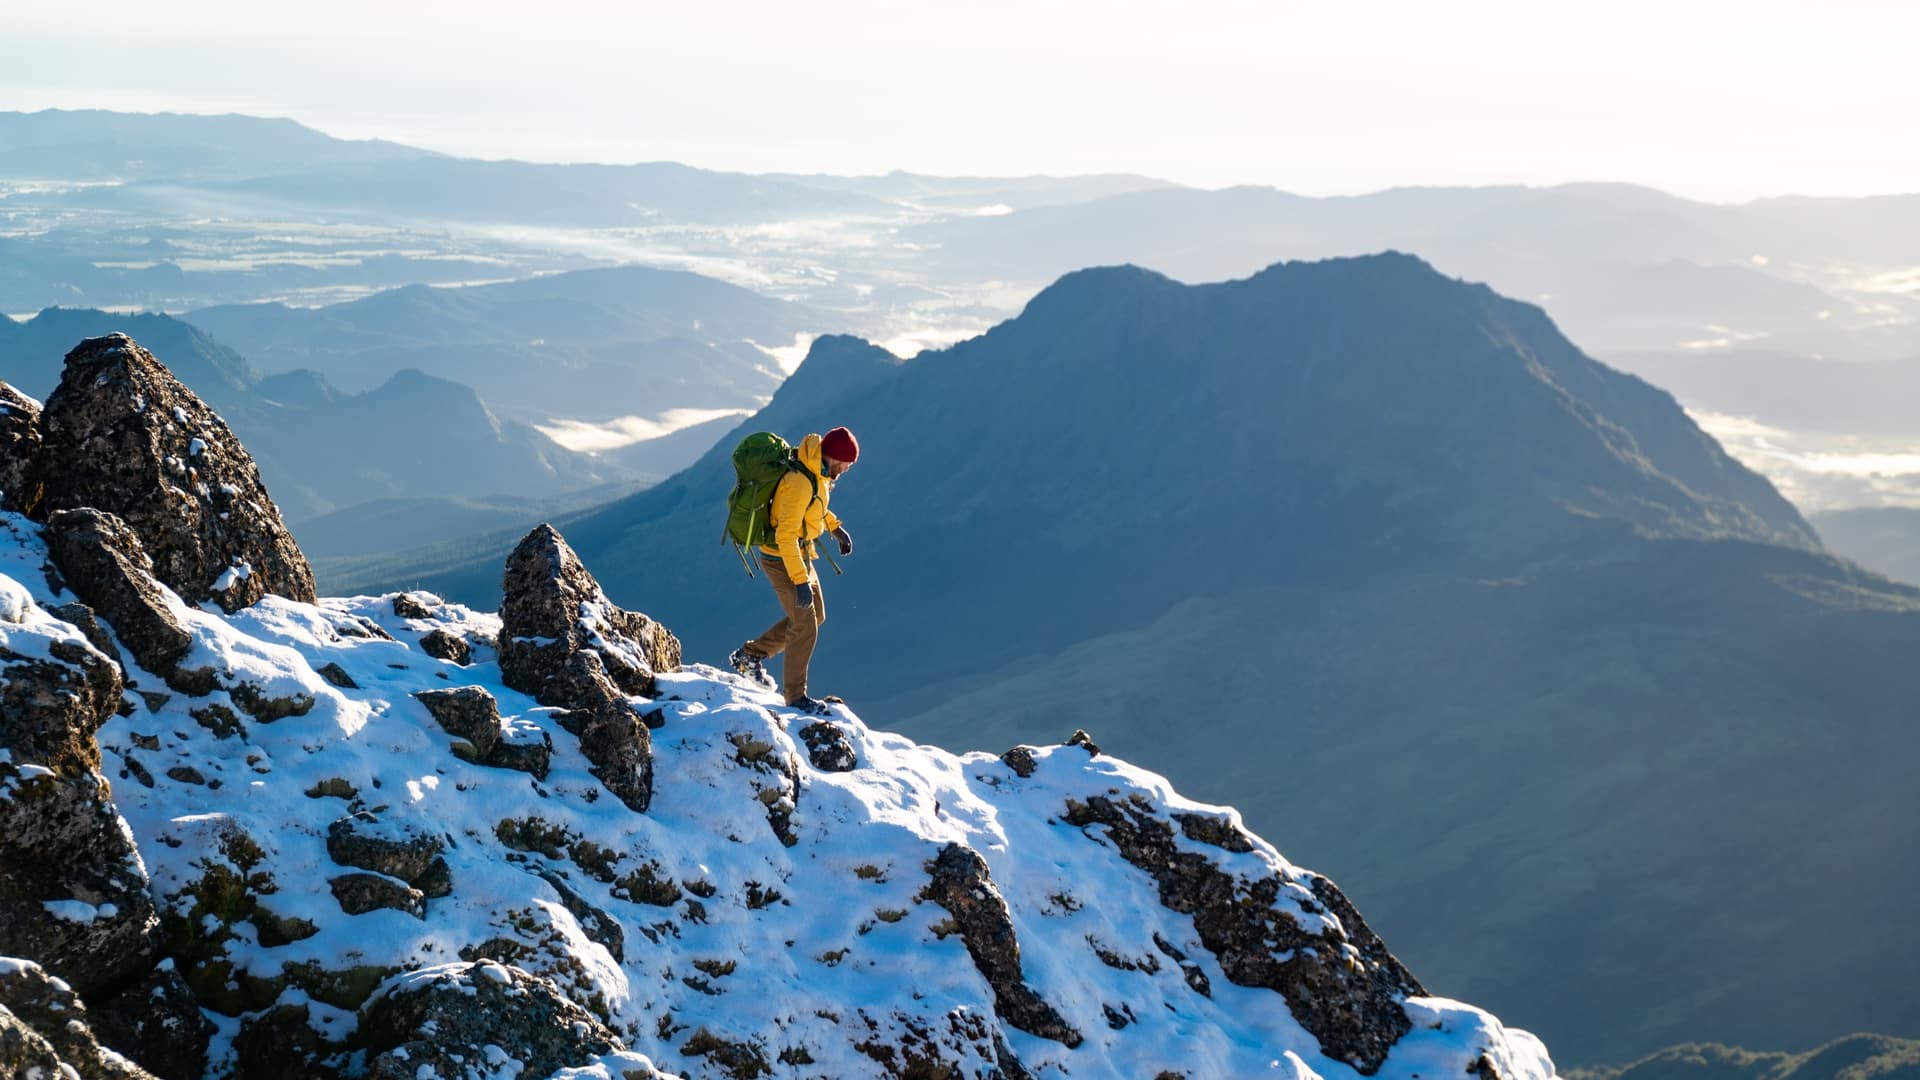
[781,570,825,704]
[744,555,796,658]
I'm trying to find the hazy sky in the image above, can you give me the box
[3,0,1916,200]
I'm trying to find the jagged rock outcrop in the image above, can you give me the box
[1063,793,1424,1075]
[499,524,681,702]
[0,382,43,516]
[919,843,1082,1050]
[37,333,315,612]
[356,961,624,1079]
[0,957,160,1079]
[499,524,680,812]
[41,508,215,694]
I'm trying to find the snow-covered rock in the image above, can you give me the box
[0,502,1554,1079]
[36,333,316,612]
[0,379,43,516]
[0,956,161,1079]
[499,523,682,813]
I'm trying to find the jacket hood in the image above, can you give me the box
[796,432,824,477]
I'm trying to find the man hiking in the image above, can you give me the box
[730,426,858,714]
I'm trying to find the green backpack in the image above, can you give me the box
[723,431,818,575]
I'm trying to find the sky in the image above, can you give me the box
[2,0,1917,200]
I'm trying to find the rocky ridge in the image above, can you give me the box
[0,337,1554,1078]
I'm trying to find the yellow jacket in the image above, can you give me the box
[758,432,842,583]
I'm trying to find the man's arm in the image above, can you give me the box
[770,471,814,584]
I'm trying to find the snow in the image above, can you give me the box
[209,560,252,592]
[189,437,207,456]
[0,508,1554,1079]
[0,956,41,977]
[42,900,115,923]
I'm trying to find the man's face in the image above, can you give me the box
[825,456,851,480]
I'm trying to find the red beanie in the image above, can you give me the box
[820,426,859,463]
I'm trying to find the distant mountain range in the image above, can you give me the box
[0,309,628,523]
[1812,507,1920,586]
[7,109,1918,523]
[900,183,1920,360]
[1,262,846,550]
[351,254,1920,1065]
[184,265,826,422]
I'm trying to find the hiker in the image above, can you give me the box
[730,426,858,714]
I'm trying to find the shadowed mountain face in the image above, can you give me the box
[361,253,1920,1065]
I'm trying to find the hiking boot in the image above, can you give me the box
[729,646,775,691]
[787,694,833,717]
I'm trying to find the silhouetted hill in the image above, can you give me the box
[0,108,433,181]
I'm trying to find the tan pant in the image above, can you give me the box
[743,552,825,703]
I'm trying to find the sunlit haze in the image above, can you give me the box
[3,0,1916,200]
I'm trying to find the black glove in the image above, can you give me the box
[795,581,814,609]
[832,525,853,556]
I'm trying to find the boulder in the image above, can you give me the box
[41,508,212,693]
[37,333,315,611]
[560,680,655,813]
[415,686,504,757]
[500,525,677,812]
[90,964,217,1080]
[329,873,426,919]
[357,961,623,1079]
[0,957,160,1079]
[1000,745,1039,778]
[800,719,858,772]
[418,628,471,665]
[919,843,1082,1048]
[415,686,554,779]
[0,598,162,996]
[232,1003,342,1080]
[326,813,452,898]
[1062,793,1425,1075]
[1,604,122,777]
[391,591,435,619]
[0,381,44,515]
